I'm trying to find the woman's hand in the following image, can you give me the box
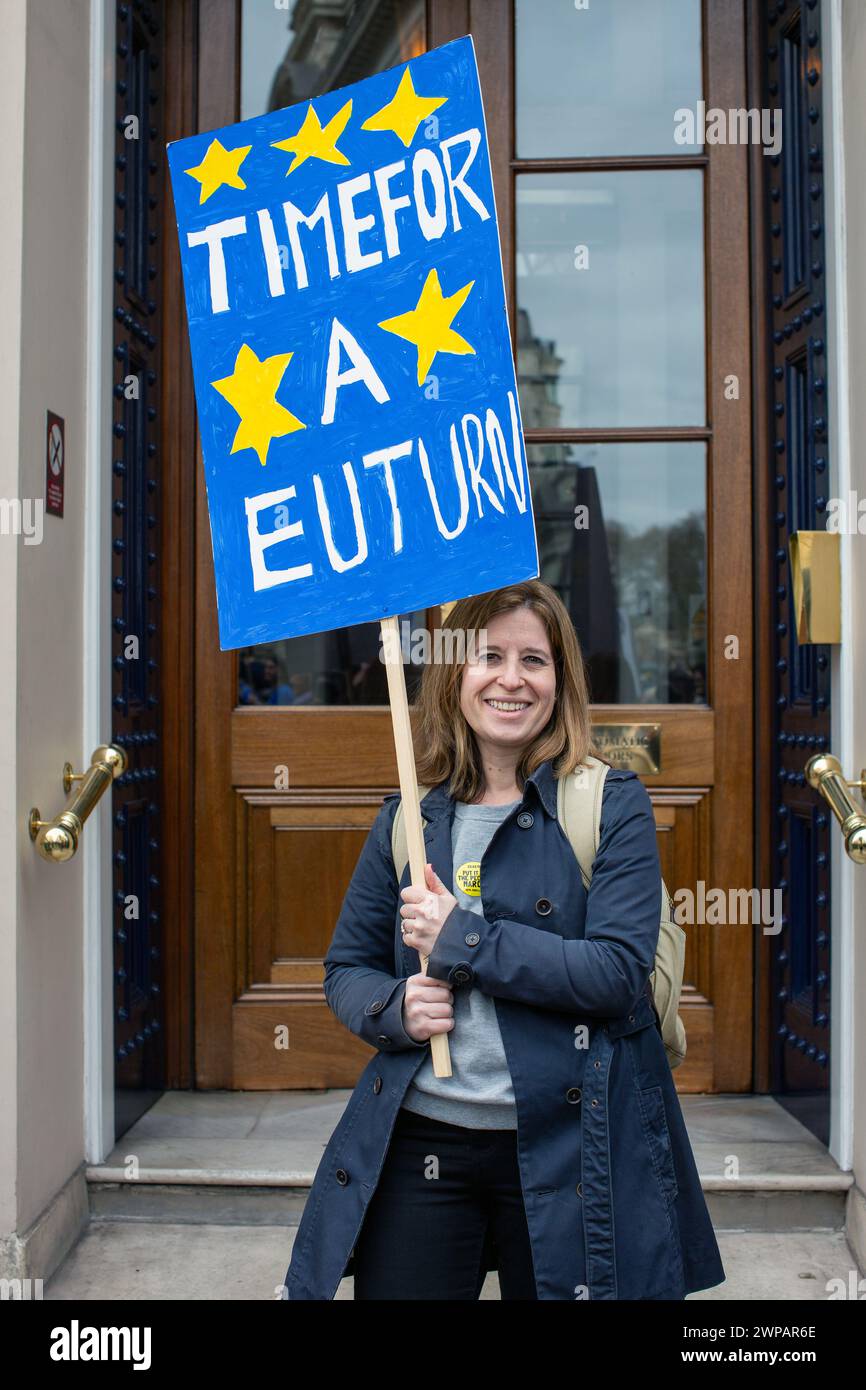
[399,862,458,959]
[401,971,455,1043]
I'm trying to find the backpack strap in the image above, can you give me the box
[391,787,432,884]
[559,762,685,1061]
[559,757,651,1009]
[556,755,609,889]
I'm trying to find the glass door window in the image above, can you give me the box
[514,0,707,703]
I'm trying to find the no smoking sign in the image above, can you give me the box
[46,411,64,516]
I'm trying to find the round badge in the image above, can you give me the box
[455,861,481,896]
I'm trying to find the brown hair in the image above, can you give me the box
[414,579,612,803]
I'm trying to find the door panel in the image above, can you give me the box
[234,794,383,1088]
[752,0,832,1145]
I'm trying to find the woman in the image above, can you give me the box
[283,580,725,1301]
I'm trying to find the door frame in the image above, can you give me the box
[820,0,857,1171]
[84,0,118,1160]
[161,0,204,1088]
[750,0,852,1158]
[160,0,755,1092]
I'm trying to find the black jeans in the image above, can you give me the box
[352,1106,538,1300]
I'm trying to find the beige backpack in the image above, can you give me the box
[391,755,687,1070]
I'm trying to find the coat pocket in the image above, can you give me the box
[636,1084,679,1210]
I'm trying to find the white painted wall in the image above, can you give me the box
[0,0,27,1246]
[0,0,97,1260]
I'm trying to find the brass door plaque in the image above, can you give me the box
[592,724,661,774]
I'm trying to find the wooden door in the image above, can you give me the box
[162,0,753,1094]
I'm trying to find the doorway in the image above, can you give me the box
[160,0,755,1096]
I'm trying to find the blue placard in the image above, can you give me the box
[167,35,539,649]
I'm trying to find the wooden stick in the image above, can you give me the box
[380,615,452,1078]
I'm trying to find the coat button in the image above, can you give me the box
[377,1034,391,1045]
[450,963,473,985]
[535,897,552,915]
[575,1182,582,1197]
[566,1087,582,1104]
[368,999,384,1013]
[517,811,534,829]
[336,1169,349,1185]
[464,931,480,946]
[373,1076,382,1094]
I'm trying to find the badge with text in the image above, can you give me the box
[455,861,481,897]
[167,35,538,648]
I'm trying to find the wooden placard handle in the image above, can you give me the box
[380,616,452,1078]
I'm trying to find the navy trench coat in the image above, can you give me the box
[284,760,725,1300]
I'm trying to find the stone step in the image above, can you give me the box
[87,1173,850,1233]
[85,1090,852,1233]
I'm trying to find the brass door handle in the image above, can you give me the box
[805,754,866,864]
[29,745,127,862]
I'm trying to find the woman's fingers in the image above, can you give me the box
[406,973,451,997]
[401,877,444,903]
[400,885,426,903]
[401,900,437,922]
[403,973,455,1041]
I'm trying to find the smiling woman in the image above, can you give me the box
[284,577,726,1300]
[412,579,594,805]
[458,610,558,774]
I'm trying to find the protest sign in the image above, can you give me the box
[167,35,540,1075]
[167,34,538,647]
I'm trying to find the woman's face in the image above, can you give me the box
[459,606,557,759]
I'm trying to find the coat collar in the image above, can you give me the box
[419,757,558,821]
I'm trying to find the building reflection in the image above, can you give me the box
[518,306,706,704]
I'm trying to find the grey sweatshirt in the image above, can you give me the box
[400,798,520,1129]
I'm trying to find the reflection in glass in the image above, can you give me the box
[241,0,425,121]
[238,0,425,705]
[237,611,428,707]
[516,172,705,429]
[515,0,702,158]
[527,443,706,704]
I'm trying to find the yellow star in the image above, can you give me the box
[361,66,447,147]
[378,268,475,385]
[211,343,305,467]
[271,99,353,174]
[184,138,251,204]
